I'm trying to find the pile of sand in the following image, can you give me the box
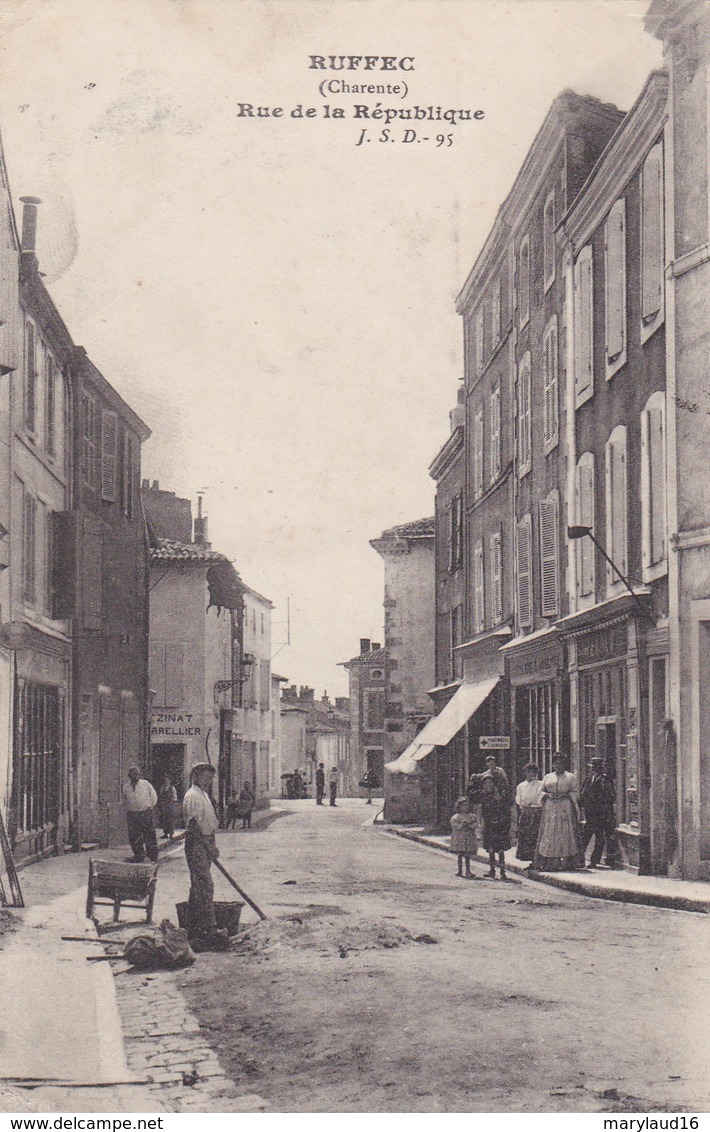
[233,910,436,958]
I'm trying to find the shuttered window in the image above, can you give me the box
[473,409,484,498]
[641,142,664,329]
[490,530,503,625]
[516,514,532,629]
[82,517,103,630]
[491,278,501,345]
[122,433,135,518]
[574,246,594,403]
[605,426,628,588]
[543,318,559,451]
[365,689,386,731]
[45,354,56,457]
[260,659,271,710]
[575,455,596,599]
[475,308,484,374]
[544,191,555,291]
[23,490,36,605]
[50,511,76,619]
[518,236,530,327]
[518,353,531,475]
[490,386,501,482]
[82,395,98,489]
[539,496,560,618]
[474,540,485,633]
[101,410,118,502]
[25,322,37,434]
[643,397,666,569]
[450,493,463,571]
[605,198,627,369]
[149,643,185,707]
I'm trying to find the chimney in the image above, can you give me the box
[335,697,349,712]
[152,480,159,490]
[371,642,381,651]
[449,384,465,431]
[142,478,150,491]
[299,686,314,704]
[360,638,370,655]
[20,197,41,254]
[193,493,210,547]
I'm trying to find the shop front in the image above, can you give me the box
[501,628,568,787]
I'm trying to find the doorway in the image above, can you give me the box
[150,744,186,798]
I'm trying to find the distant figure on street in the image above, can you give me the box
[329,766,338,807]
[122,766,158,863]
[183,762,228,950]
[476,755,512,880]
[293,768,304,800]
[580,757,617,868]
[360,768,381,804]
[157,774,178,842]
[315,763,325,805]
[450,796,478,879]
[226,787,240,829]
[514,763,544,863]
[237,781,255,829]
[533,752,585,872]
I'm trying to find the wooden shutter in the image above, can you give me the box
[474,541,485,632]
[575,457,595,598]
[45,354,56,456]
[149,643,166,706]
[98,692,121,804]
[123,433,135,517]
[101,410,118,502]
[642,143,663,323]
[490,530,503,624]
[518,355,531,471]
[82,517,103,630]
[606,430,628,581]
[475,309,484,373]
[516,516,532,629]
[490,386,501,481]
[50,511,76,619]
[648,405,666,565]
[120,698,141,801]
[543,321,558,447]
[605,198,626,363]
[474,410,484,497]
[574,247,593,399]
[23,491,36,605]
[82,395,97,488]
[544,193,555,288]
[165,643,184,707]
[491,278,501,343]
[519,238,530,325]
[260,659,271,710]
[25,322,36,433]
[539,497,560,618]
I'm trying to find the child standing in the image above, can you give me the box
[450,796,478,879]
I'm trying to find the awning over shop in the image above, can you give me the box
[385,677,501,775]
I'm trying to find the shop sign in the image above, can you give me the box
[507,644,561,684]
[576,625,627,666]
[151,710,201,738]
[479,735,510,750]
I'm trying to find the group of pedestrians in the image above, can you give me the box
[315,762,339,806]
[450,752,617,879]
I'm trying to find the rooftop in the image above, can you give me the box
[149,538,231,565]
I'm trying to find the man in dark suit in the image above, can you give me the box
[315,762,325,805]
[580,757,617,868]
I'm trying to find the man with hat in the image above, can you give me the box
[579,757,617,868]
[183,762,228,949]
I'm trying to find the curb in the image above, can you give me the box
[382,826,710,914]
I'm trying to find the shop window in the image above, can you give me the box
[605,426,628,591]
[473,409,484,498]
[641,391,667,580]
[490,385,501,482]
[516,514,532,630]
[641,141,664,340]
[605,197,627,377]
[538,495,559,619]
[543,190,555,292]
[518,236,530,328]
[543,317,559,452]
[517,353,531,477]
[574,245,594,406]
[574,453,596,601]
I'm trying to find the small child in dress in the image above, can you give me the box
[450,796,478,879]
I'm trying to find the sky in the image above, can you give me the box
[0,0,663,697]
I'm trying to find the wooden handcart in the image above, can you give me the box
[86,858,159,923]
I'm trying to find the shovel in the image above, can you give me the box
[213,857,267,921]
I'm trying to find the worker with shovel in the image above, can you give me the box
[183,762,229,951]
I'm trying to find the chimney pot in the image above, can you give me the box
[19,196,41,253]
[371,642,381,651]
[152,480,159,490]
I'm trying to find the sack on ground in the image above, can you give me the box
[123,918,195,969]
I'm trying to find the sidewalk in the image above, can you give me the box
[381,824,710,913]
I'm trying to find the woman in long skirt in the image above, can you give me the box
[533,752,585,871]
[515,762,544,862]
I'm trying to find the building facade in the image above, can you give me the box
[340,639,388,792]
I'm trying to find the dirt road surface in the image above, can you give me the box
[153,799,710,1113]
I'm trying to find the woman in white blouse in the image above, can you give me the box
[514,762,544,863]
[533,752,585,871]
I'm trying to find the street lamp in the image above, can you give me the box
[567,525,655,626]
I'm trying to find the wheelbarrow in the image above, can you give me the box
[86,858,159,923]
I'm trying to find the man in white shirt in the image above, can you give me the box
[183,762,228,949]
[122,766,158,862]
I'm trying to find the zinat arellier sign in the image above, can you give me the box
[151,711,202,738]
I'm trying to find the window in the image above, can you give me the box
[543,191,555,291]
[365,689,386,730]
[260,659,271,710]
[82,394,97,489]
[491,278,502,345]
[605,426,628,590]
[101,410,118,502]
[451,604,463,679]
[518,236,530,328]
[25,321,37,434]
[490,531,503,625]
[575,453,596,600]
[449,493,463,571]
[605,198,627,375]
[490,386,501,482]
[149,643,184,707]
[474,540,485,633]
[517,352,531,476]
[475,308,484,374]
[539,495,560,619]
[543,318,559,452]
[45,353,55,456]
[23,489,36,605]
[574,246,594,405]
[82,516,103,630]
[641,142,664,338]
[641,391,667,578]
[473,409,484,498]
[516,514,532,630]
[122,433,135,518]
